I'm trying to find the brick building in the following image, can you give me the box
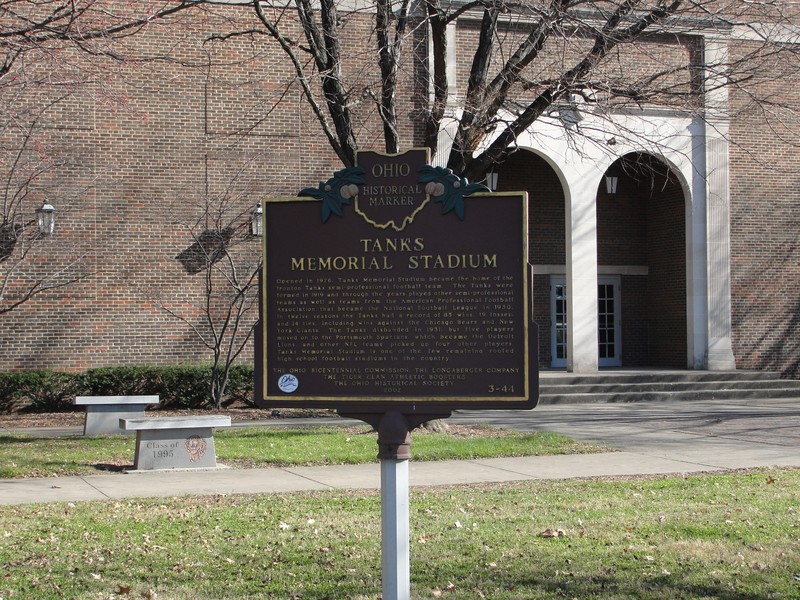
[1,2,798,379]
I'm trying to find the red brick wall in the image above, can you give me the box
[0,5,418,372]
[645,171,687,367]
[501,153,567,267]
[494,150,565,367]
[621,275,648,366]
[1,4,798,379]
[597,173,647,266]
[729,42,800,378]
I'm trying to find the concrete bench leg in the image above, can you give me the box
[133,427,220,470]
[84,406,147,436]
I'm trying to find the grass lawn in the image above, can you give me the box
[0,425,603,478]
[0,469,797,599]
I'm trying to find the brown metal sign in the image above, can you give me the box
[255,152,538,414]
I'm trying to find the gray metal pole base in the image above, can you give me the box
[381,457,410,600]
[338,411,450,600]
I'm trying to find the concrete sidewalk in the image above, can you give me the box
[1,398,799,506]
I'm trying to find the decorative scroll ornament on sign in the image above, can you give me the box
[418,165,489,221]
[298,166,366,224]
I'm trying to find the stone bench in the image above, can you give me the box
[120,416,232,471]
[74,395,160,435]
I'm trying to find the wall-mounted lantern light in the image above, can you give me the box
[36,201,56,235]
[558,94,583,129]
[605,176,619,195]
[251,201,263,237]
[486,171,499,192]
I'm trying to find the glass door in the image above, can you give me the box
[550,277,568,368]
[597,276,621,367]
[550,275,621,368]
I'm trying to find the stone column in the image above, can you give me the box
[704,38,737,370]
[687,117,710,370]
[565,179,599,372]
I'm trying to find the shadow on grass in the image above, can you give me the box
[0,434,87,444]
[222,427,372,440]
[94,463,132,473]
[0,435,33,444]
[520,572,779,600]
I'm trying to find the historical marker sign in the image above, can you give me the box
[255,149,538,414]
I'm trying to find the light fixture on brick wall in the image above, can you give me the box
[251,201,263,237]
[605,176,619,195]
[486,171,499,192]
[35,201,56,235]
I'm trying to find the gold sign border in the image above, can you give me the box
[260,191,531,406]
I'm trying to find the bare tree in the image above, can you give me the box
[204,0,800,180]
[0,1,213,108]
[0,99,93,314]
[144,165,262,408]
[0,1,222,315]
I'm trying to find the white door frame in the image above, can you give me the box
[550,276,568,368]
[551,275,621,368]
[597,276,622,367]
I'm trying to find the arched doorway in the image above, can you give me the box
[490,149,566,368]
[494,149,688,369]
[598,153,687,367]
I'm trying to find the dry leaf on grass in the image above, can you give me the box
[538,528,566,538]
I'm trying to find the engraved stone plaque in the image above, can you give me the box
[132,428,218,470]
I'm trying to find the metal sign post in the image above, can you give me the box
[381,457,409,600]
[378,412,412,600]
[254,149,538,598]
[346,411,447,600]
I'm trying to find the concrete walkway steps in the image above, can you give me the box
[538,370,800,404]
